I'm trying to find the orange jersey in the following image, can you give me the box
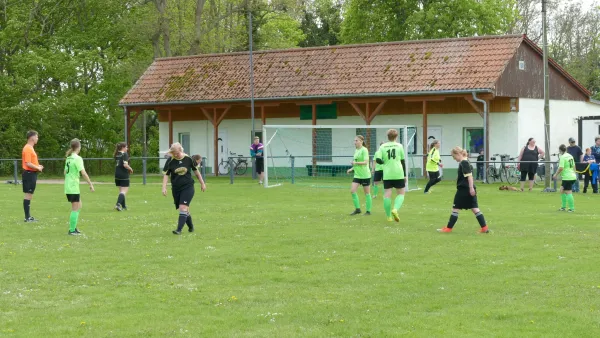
[22,144,39,171]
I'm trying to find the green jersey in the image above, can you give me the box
[353,146,370,179]
[559,153,576,181]
[373,149,383,171]
[377,142,405,180]
[426,147,440,172]
[64,154,85,194]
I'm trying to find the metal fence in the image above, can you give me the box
[1,156,208,185]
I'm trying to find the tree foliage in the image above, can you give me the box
[1,0,599,164]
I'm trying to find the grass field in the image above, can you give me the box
[1,177,600,337]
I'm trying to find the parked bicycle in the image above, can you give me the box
[487,154,517,184]
[534,153,558,185]
[218,151,248,176]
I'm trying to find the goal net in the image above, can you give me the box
[263,125,420,190]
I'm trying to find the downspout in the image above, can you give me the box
[472,92,488,183]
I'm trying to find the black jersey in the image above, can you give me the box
[115,151,130,180]
[163,155,197,192]
[457,160,475,189]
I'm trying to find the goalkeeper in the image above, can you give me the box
[375,129,406,222]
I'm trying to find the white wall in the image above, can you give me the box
[518,99,600,156]
[158,111,518,173]
[581,117,600,149]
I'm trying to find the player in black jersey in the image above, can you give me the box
[114,142,133,211]
[438,146,489,233]
[162,143,206,235]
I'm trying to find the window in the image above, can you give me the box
[464,128,484,154]
[300,103,338,120]
[398,127,417,154]
[179,133,191,154]
[356,128,377,155]
[315,128,332,162]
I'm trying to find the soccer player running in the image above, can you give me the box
[22,130,44,222]
[64,139,95,235]
[162,143,206,235]
[553,144,577,212]
[424,139,443,193]
[250,136,265,184]
[438,147,489,233]
[371,142,384,199]
[114,142,134,211]
[375,129,406,222]
[347,135,372,215]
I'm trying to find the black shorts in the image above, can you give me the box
[353,178,371,186]
[115,179,130,187]
[66,194,80,203]
[562,180,576,191]
[383,179,406,190]
[428,171,440,181]
[520,170,535,181]
[373,170,383,182]
[22,171,38,194]
[453,188,479,210]
[255,158,264,174]
[172,185,195,209]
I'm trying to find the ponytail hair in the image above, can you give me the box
[114,142,127,157]
[356,135,366,148]
[429,140,439,151]
[66,139,81,157]
[451,146,468,158]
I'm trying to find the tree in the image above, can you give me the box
[299,0,342,47]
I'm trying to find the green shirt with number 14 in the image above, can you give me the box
[377,142,406,180]
[64,153,85,194]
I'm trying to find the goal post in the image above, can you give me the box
[263,125,420,190]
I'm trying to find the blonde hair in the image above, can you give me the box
[167,142,184,156]
[387,129,398,141]
[355,135,366,148]
[451,146,468,158]
[429,140,439,150]
[66,139,81,157]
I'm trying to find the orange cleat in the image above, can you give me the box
[437,227,452,233]
[479,226,489,233]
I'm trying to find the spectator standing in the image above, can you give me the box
[566,137,583,193]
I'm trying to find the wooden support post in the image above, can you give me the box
[312,104,317,176]
[126,109,131,150]
[168,110,173,147]
[368,100,387,124]
[422,101,428,177]
[200,107,231,177]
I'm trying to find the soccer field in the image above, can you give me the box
[1,178,600,337]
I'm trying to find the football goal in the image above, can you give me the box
[262,125,420,190]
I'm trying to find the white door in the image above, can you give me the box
[217,130,228,166]
[427,127,443,176]
[581,118,600,148]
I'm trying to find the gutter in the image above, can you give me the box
[472,92,488,183]
[119,89,494,108]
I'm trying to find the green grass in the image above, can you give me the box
[1,178,600,337]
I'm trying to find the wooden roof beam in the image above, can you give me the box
[465,98,484,118]
[348,101,367,121]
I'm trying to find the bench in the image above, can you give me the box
[306,165,352,177]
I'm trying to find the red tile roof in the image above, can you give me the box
[119,35,586,106]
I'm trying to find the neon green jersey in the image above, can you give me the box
[559,153,576,181]
[64,154,85,194]
[377,142,405,180]
[373,149,383,171]
[426,147,440,172]
[353,146,370,179]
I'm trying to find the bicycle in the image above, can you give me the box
[534,153,558,185]
[218,151,248,175]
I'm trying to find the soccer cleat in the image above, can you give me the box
[558,208,566,212]
[387,217,394,222]
[68,230,80,236]
[350,209,361,216]
[172,230,182,235]
[568,209,575,213]
[74,228,81,234]
[479,226,490,233]
[188,226,195,232]
[437,227,452,233]
[424,190,431,194]
[258,181,263,185]
[24,217,37,223]
[364,211,371,216]
[115,204,123,211]
[391,209,400,222]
